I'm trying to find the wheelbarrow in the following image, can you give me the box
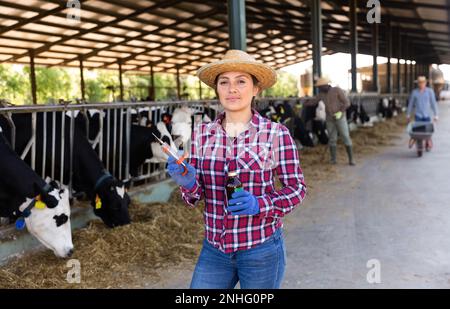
[407,121,434,157]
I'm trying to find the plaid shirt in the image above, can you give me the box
[180,108,307,253]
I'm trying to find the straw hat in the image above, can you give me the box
[197,49,277,90]
[315,77,330,87]
[434,77,445,84]
[416,76,427,83]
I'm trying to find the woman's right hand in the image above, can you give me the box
[167,154,196,190]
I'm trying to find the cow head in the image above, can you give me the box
[92,175,130,228]
[16,181,73,258]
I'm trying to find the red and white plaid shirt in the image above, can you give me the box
[181,108,307,253]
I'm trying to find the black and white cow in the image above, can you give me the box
[390,97,403,116]
[377,97,392,119]
[131,107,151,126]
[0,113,130,228]
[75,106,213,175]
[347,101,370,125]
[377,97,402,119]
[193,106,217,127]
[299,102,329,146]
[73,109,165,176]
[0,129,73,258]
[260,100,328,147]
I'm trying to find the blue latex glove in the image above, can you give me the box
[167,154,196,190]
[228,190,260,216]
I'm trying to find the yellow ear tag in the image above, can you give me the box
[95,195,102,209]
[35,195,46,209]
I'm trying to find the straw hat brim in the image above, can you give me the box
[315,81,329,86]
[315,78,330,86]
[197,60,277,91]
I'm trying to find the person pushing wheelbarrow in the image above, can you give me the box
[407,76,439,156]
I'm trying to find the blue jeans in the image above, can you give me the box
[415,115,431,122]
[190,228,286,289]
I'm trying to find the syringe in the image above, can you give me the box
[152,133,189,176]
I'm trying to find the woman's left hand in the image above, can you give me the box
[228,190,260,215]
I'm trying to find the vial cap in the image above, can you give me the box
[228,171,238,177]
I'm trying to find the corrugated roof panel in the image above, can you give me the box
[0,0,446,73]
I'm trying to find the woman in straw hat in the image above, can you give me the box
[166,50,307,289]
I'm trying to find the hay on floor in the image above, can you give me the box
[0,191,204,288]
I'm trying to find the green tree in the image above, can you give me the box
[262,71,298,98]
[0,64,29,104]
[22,66,78,104]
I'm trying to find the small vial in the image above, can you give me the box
[226,171,243,206]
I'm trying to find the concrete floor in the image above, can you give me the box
[150,100,450,289]
[283,100,450,288]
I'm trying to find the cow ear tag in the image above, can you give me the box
[35,195,46,210]
[15,217,26,230]
[95,195,102,209]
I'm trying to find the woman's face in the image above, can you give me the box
[216,71,260,112]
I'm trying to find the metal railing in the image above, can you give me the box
[0,93,408,196]
[0,100,219,195]
[348,92,409,116]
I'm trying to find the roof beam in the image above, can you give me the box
[2,0,184,63]
[56,7,220,67]
[0,1,67,35]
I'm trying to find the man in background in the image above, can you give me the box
[306,77,355,165]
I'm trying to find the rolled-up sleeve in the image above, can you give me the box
[180,124,204,208]
[257,124,307,219]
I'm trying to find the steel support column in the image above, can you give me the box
[404,37,409,94]
[349,0,358,92]
[372,22,379,92]
[29,50,37,105]
[79,57,85,101]
[227,0,247,50]
[397,29,402,93]
[311,0,322,94]
[149,63,155,101]
[118,60,124,102]
[386,19,392,94]
[176,66,181,100]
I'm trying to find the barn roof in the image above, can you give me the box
[0,0,448,75]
